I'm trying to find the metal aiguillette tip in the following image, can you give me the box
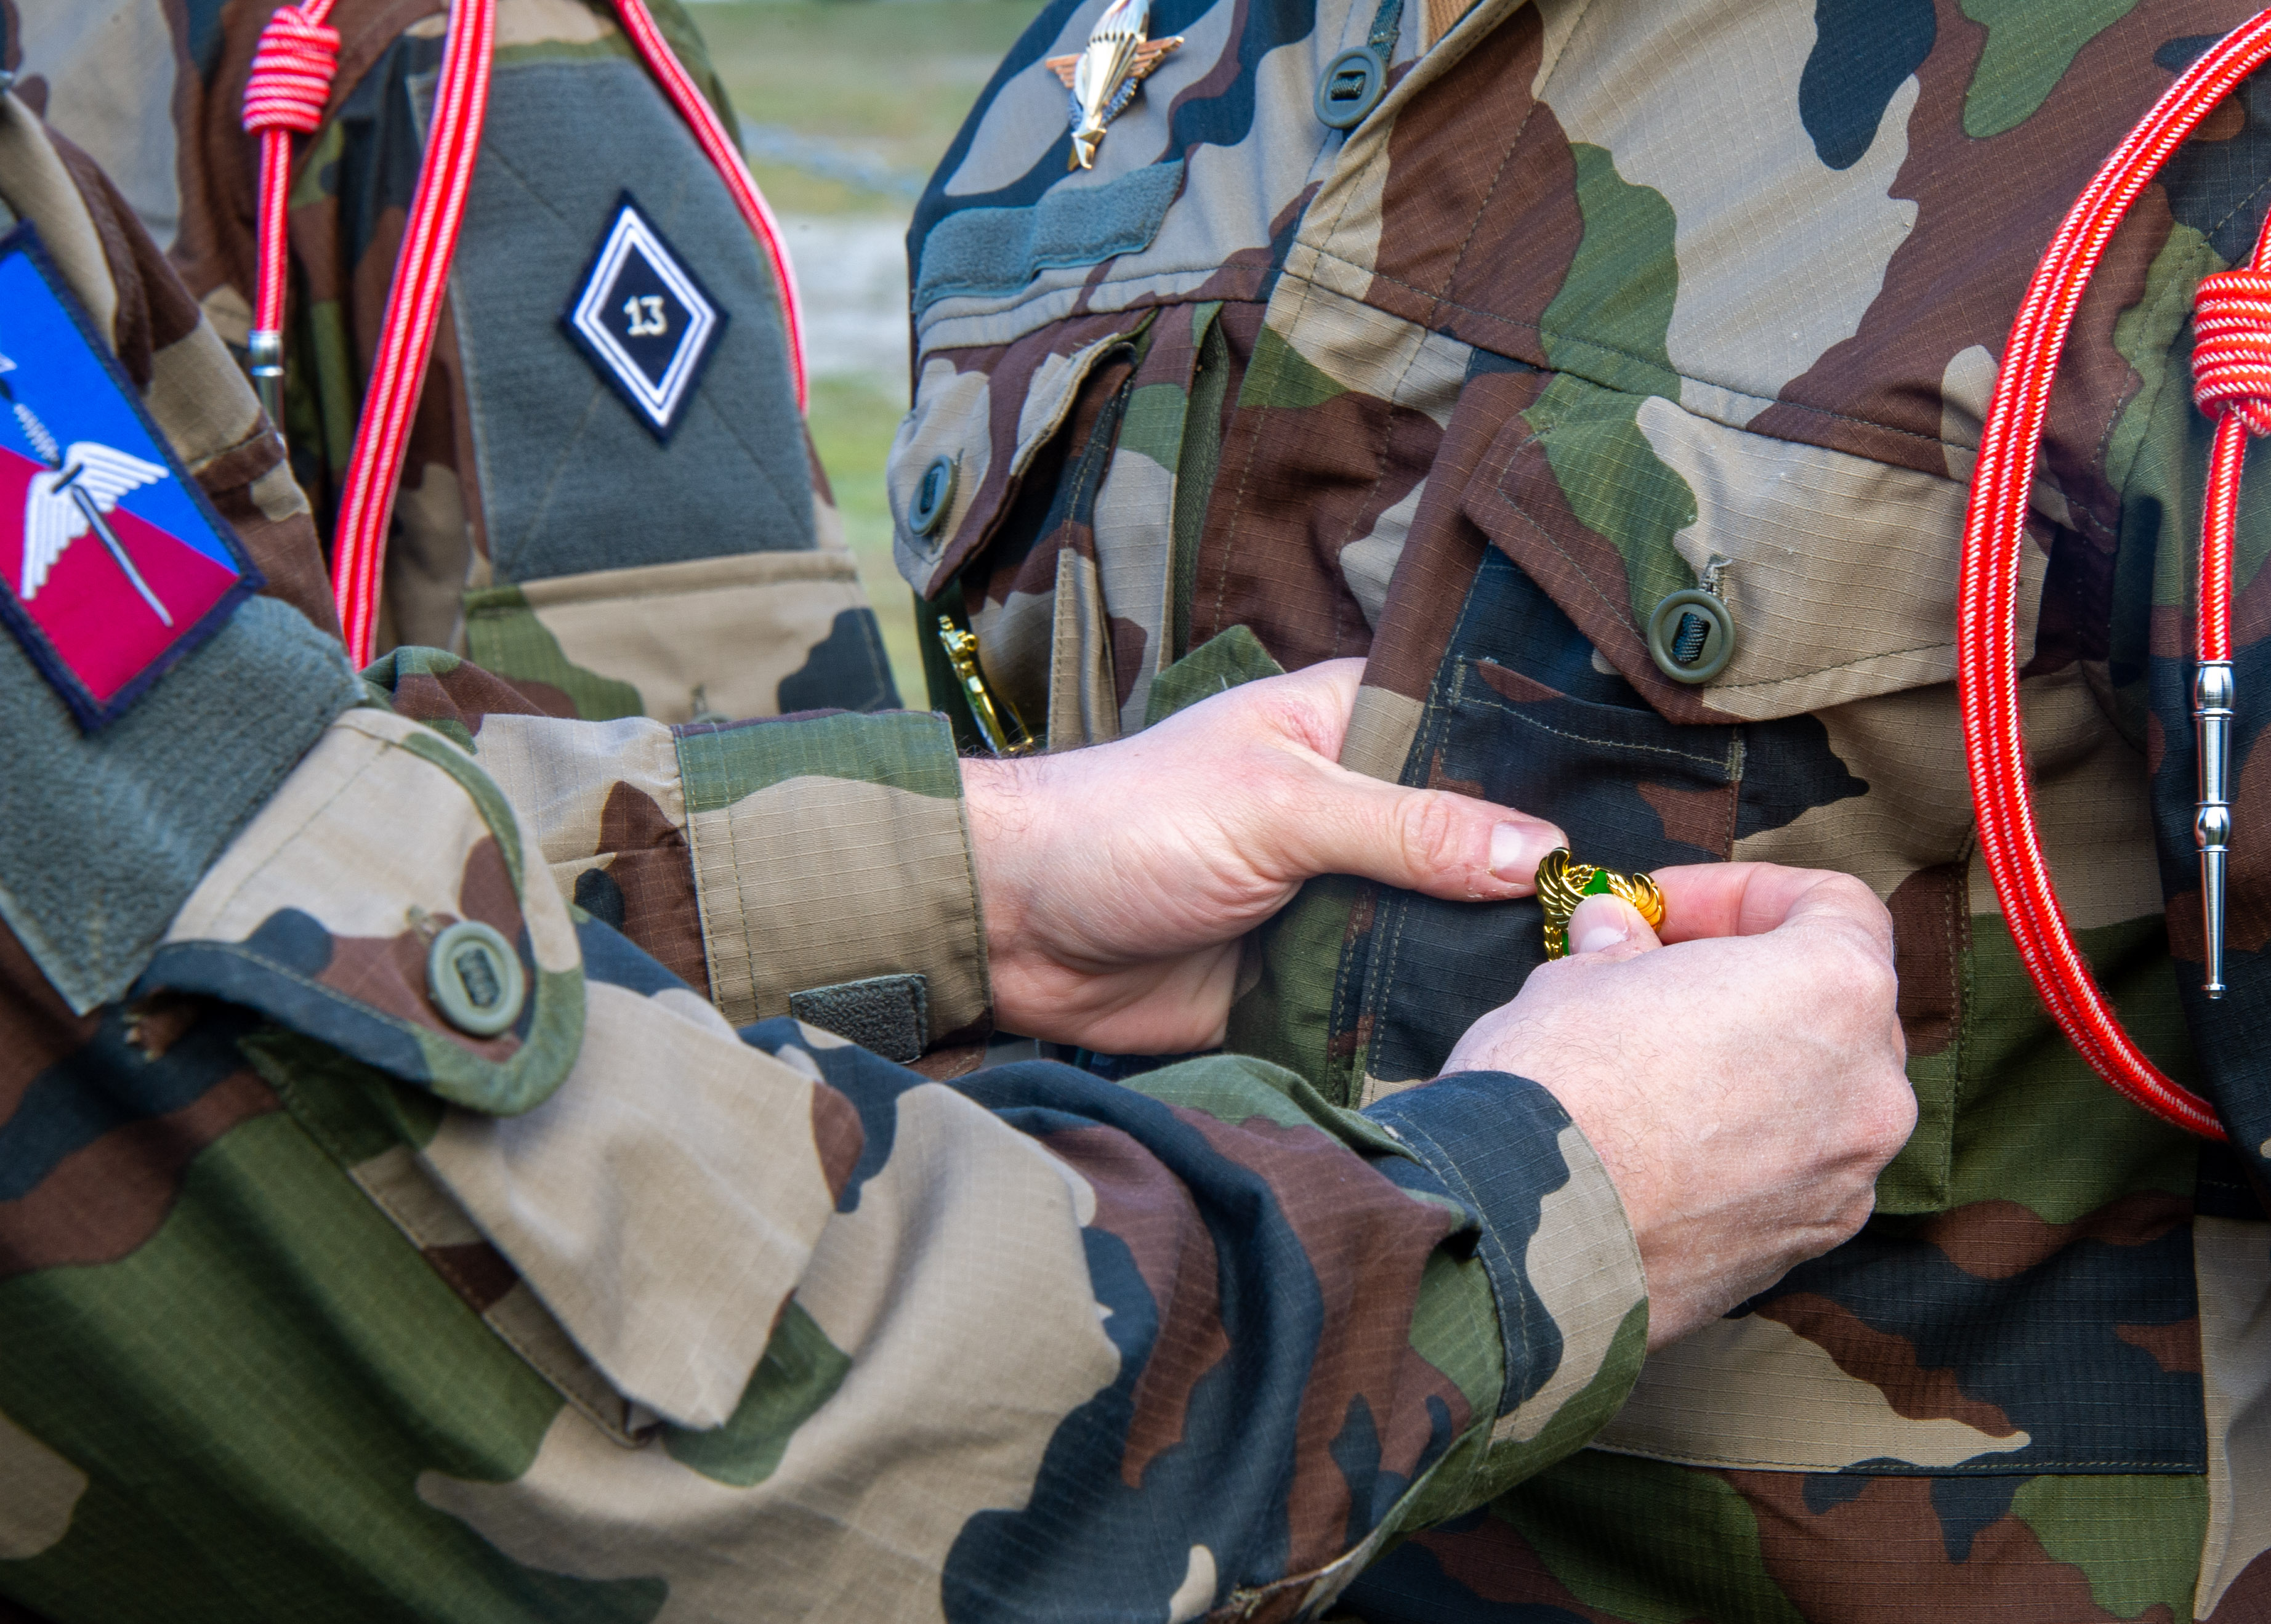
[2195,660,2233,999]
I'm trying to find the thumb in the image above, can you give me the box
[1287,767,1564,899]
[1563,894,1664,958]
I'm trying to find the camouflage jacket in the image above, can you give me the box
[0,96,1653,1623]
[894,1,2271,1617]
[14,0,898,723]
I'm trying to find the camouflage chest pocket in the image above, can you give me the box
[892,303,1227,746]
[1432,382,2158,1219]
[1344,397,2044,1208]
[1347,546,1745,1097]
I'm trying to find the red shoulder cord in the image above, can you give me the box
[241,0,807,666]
[1960,12,2271,1141]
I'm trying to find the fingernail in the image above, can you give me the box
[1568,895,1636,956]
[1490,821,1554,880]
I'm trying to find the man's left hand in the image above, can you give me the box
[962,658,1563,1053]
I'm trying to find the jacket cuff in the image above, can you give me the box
[1365,1073,1648,1453]
[674,710,990,1042]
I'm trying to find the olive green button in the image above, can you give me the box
[908,454,957,538]
[1646,588,1736,685]
[1315,45,1386,129]
[427,919,526,1037]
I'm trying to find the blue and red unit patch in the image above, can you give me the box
[0,226,261,730]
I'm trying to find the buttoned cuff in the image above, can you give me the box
[673,710,990,1042]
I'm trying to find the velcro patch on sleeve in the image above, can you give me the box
[788,973,929,1062]
[0,224,262,730]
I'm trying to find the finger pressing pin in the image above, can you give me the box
[1535,847,1665,959]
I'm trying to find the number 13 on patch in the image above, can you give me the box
[565,193,727,443]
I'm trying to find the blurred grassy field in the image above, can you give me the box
[700,0,1044,216]
[695,0,1046,700]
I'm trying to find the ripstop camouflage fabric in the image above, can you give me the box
[0,95,1662,1621]
[0,615,1659,1623]
[18,0,898,722]
[896,0,2271,1617]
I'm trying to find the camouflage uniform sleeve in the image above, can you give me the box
[7,103,339,640]
[164,0,898,724]
[365,643,989,1048]
[0,690,1642,1623]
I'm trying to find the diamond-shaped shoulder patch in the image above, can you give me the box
[562,193,728,442]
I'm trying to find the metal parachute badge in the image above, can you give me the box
[0,227,259,730]
[1046,0,1183,171]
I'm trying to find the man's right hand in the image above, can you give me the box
[1443,862,1914,1350]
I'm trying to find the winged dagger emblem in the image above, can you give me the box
[0,357,171,626]
[1046,0,1183,171]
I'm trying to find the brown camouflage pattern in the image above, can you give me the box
[903,0,2271,1614]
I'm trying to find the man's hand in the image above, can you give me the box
[1443,863,1914,1350]
[962,659,1563,1053]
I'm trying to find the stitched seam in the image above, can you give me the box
[1424,68,1545,334]
[2102,248,2202,497]
[1951,830,1979,1134]
[167,941,506,1055]
[1379,1093,1534,1415]
[723,786,759,1017]
[1587,1444,2192,1471]
[1706,640,1956,692]
[508,387,614,560]
[1358,653,1466,1083]
[339,1161,639,1445]
[1721,728,1742,856]
[508,557,858,610]
[1935,842,1962,1194]
[1490,445,1666,669]
[1211,277,1323,641]
[919,261,1268,347]
[1334,317,1435,658]
[943,746,992,1022]
[672,735,728,1008]
[2203,169,2271,256]
[1459,685,1733,769]
[469,137,578,230]
[190,727,387,926]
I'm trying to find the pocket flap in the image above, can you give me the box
[1468,377,2052,724]
[890,313,1152,599]
[142,709,586,1117]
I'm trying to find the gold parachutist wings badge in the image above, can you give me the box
[1046,0,1183,170]
[1535,848,1666,960]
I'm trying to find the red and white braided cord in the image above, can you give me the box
[2194,263,2271,671]
[242,0,807,665]
[1958,14,2271,1140]
[613,0,807,416]
[326,0,493,665]
[242,1,339,338]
